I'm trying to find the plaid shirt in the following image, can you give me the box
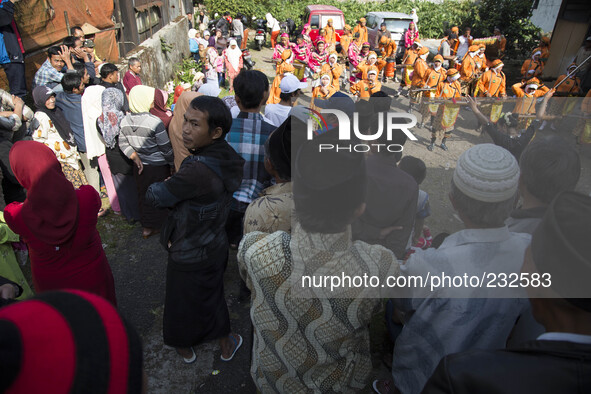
[226,111,275,204]
[32,59,64,90]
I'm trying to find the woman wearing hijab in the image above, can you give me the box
[98,88,141,224]
[119,85,174,239]
[405,22,419,50]
[4,141,117,305]
[169,90,202,171]
[150,89,173,129]
[31,86,87,188]
[222,39,243,92]
[266,13,280,48]
[82,84,119,218]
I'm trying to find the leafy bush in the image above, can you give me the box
[203,0,540,56]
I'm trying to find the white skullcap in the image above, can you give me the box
[453,144,519,203]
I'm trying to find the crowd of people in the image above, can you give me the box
[0,3,591,393]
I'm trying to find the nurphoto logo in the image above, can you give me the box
[306,108,419,153]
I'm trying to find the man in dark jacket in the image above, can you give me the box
[0,0,26,98]
[216,12,231,37]
[146,95,245,364]
[422,191,591,394]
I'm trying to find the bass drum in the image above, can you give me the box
[384,57,396,78]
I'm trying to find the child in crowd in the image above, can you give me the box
[350,66,381,99]
[398,156,432,250]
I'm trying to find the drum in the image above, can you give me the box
[385,57,396,78]
[293,60,306,81]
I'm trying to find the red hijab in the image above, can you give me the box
[8,141,79,245]
[150,89,172,129]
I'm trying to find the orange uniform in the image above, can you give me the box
[411,57,429,88]
[553,75,581,96]
[476,69,506,97]
[353,24,368,45]
[533,44,550,65]
[512,82,550,114]
[437,80,462,98]
[379,37,397,58]
[340,34,352,54]
[460,55,478,82]
[424,67,447,90]
[321,62,343,90]
[325,23,337,45]
[267,61,294,104]
[521,59,543,80]
[350,79,382,99]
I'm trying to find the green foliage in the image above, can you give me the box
[160,37,174,55]
[164,56,203,107]
[471,0,541,56]
[203,0,540,57]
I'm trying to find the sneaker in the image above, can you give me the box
[440,142,449,151]
[394,77,400,82]
[417,123,423,129]
[427,143,434,151]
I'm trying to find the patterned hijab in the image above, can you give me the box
[98,88,125,149]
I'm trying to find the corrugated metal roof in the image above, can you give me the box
[305,5,343,13]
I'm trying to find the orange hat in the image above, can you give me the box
[367,65,379,76]
[380,35,390,44]
[433,54,444,63]
[418,47,429,56]
[451,26,459,34]
[541,36,550,45]
[344,24,351,31]
[281,49,292,60]
[469,45,479,52]
[526,77,540,85]
[447,68,459,77]
[327,18,333,23]
[359,17,366,23]
[368,51,377,59]
[491,59,503,68]
[478,43,485,50]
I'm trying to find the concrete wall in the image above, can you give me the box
[118,16,190,89]
[530,0,562,33]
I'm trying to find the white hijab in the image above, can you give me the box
[266,13,279,31]
[226,39,242,71]
[81,85,106,159]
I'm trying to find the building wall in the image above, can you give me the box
[530,0,562,32]
[118,16,190,90]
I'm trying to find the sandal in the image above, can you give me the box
[373,379,395,394]
[220,334,242,362]
[176,347,196,364]
[97,208,109,218]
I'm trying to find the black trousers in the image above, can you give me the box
[0,136,25,205]
[3,63,27,98]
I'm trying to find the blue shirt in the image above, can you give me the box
[226,111,275,205]
[56,91,86,152]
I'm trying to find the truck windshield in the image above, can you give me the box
[384,19,412,33]
[320,14,344,29]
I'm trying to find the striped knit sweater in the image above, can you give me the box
[118,112,174,166]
